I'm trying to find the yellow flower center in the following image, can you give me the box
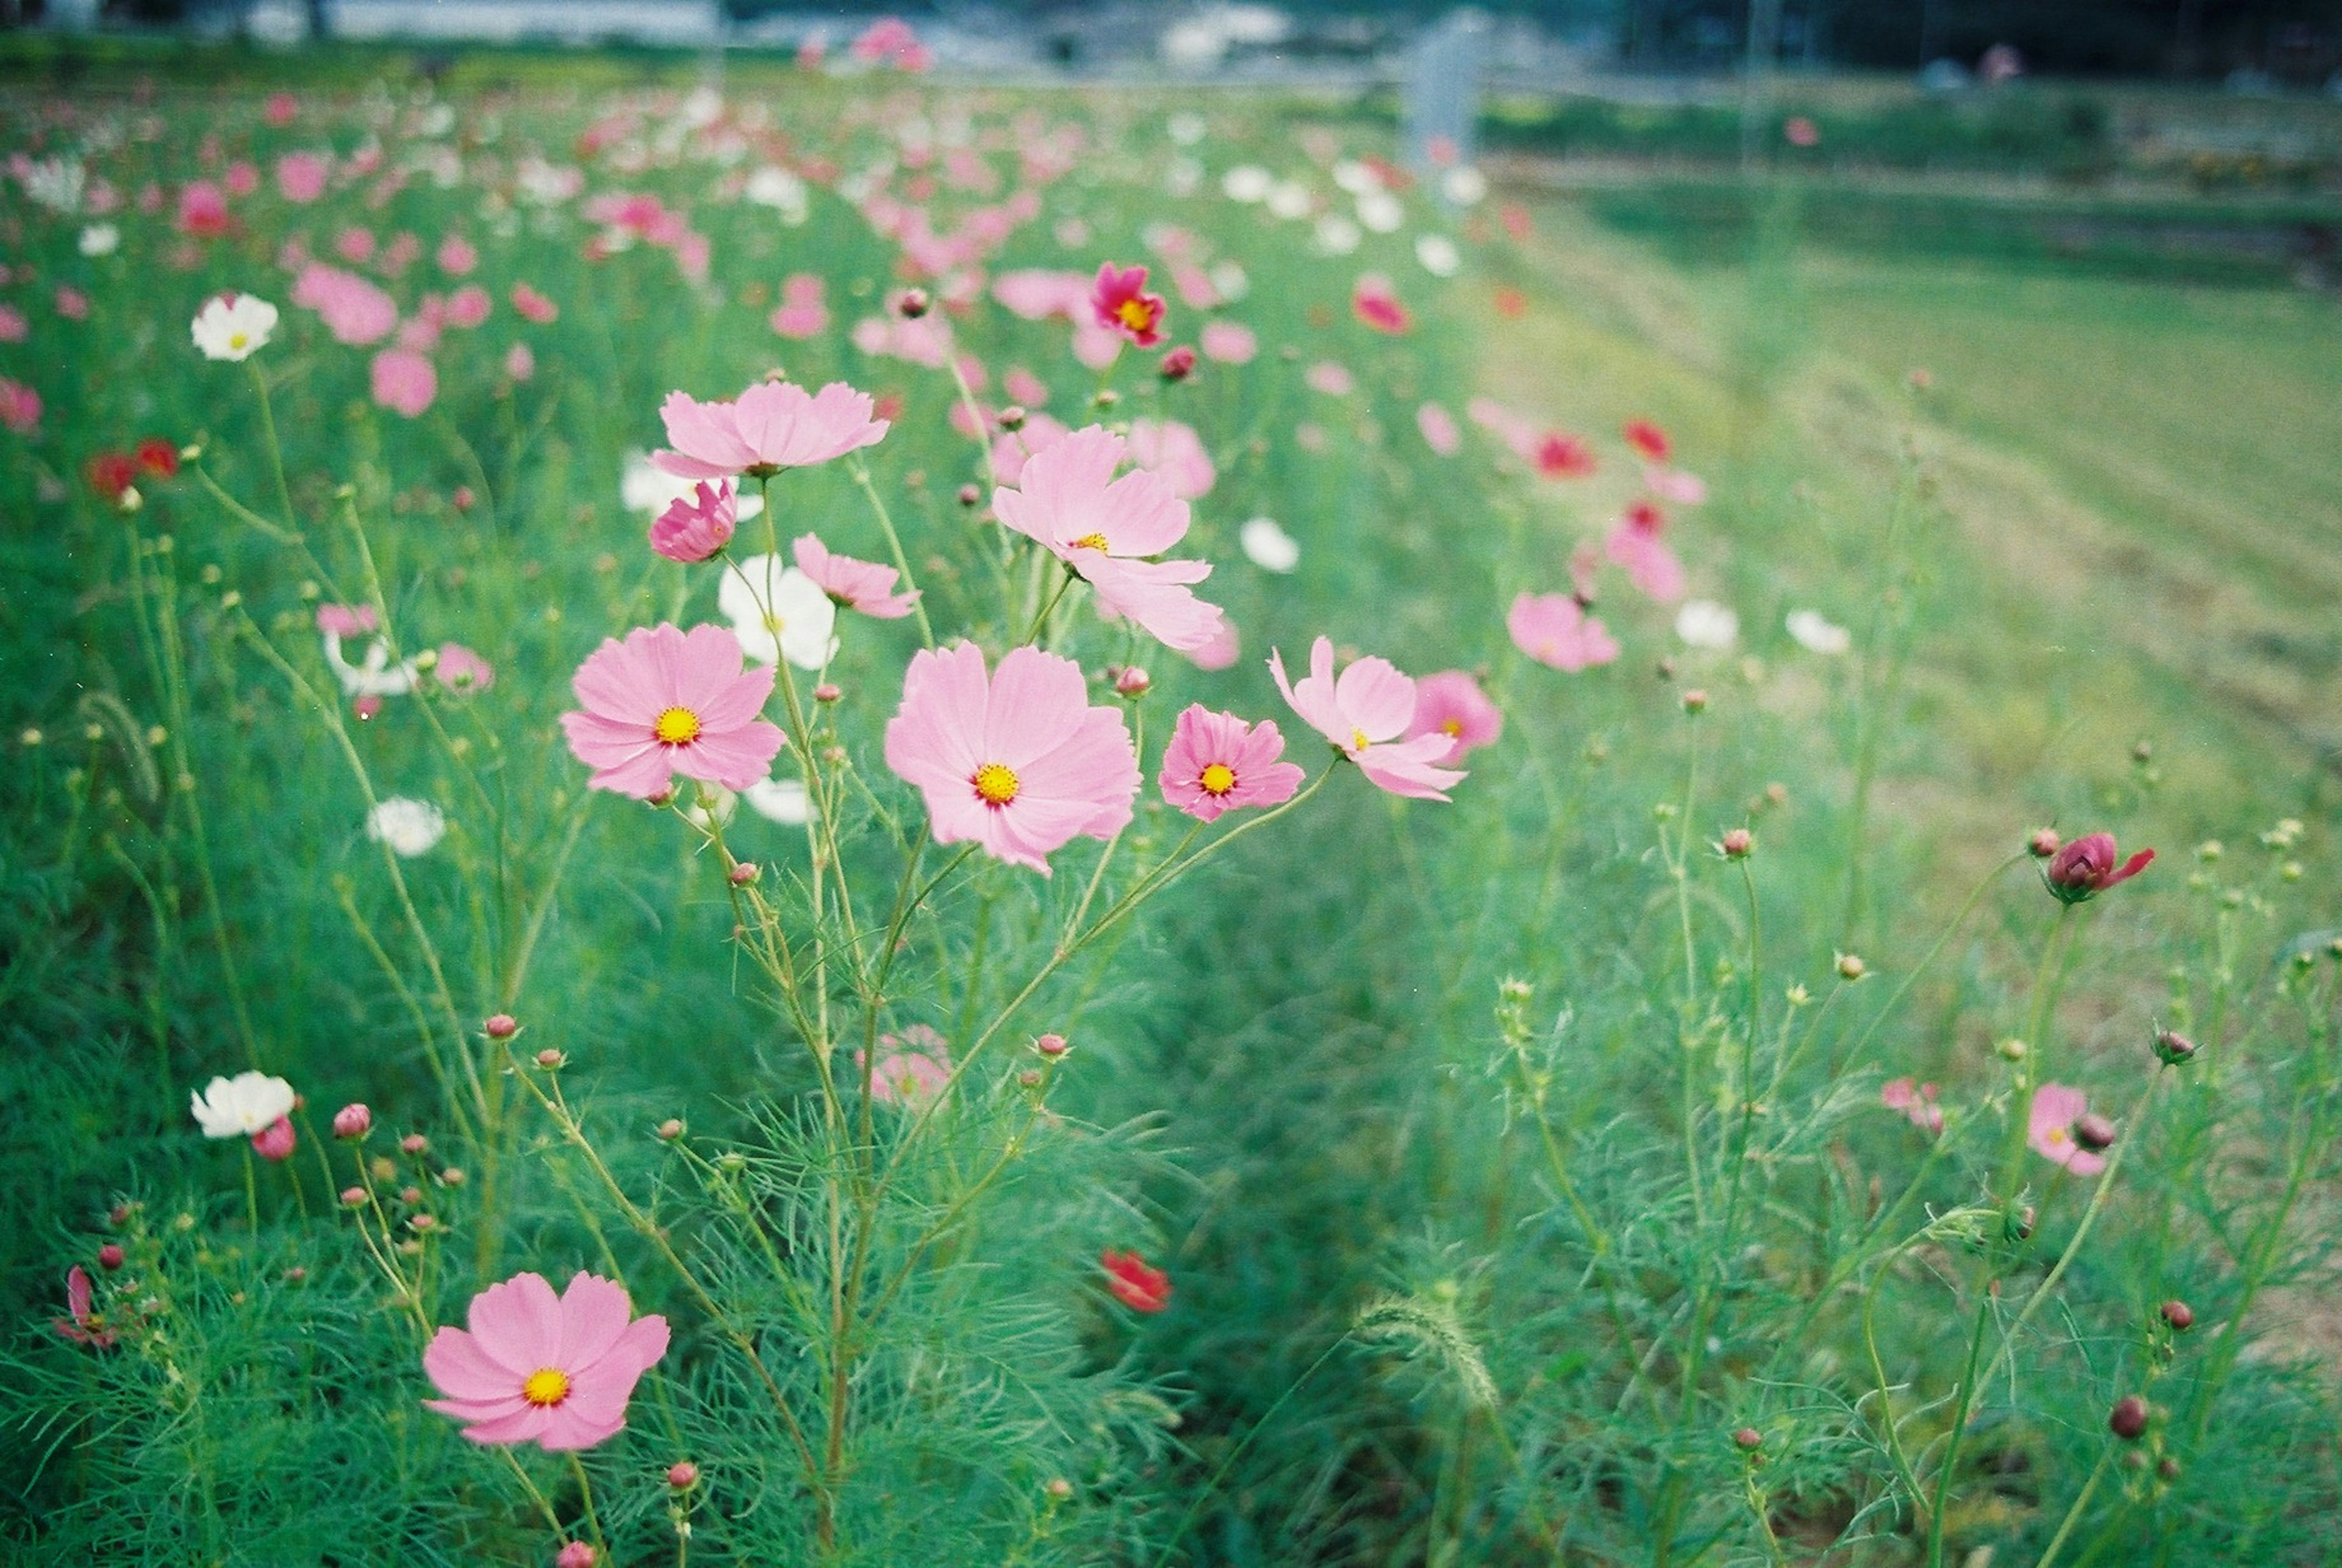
[654,706,703,745]
[1070,532,1110,553]
[521,1367,571,1406]
[1198,762,1237,797]
[1441,718,1464,737]
[1350,729,1370,753]
[1115,298,1155,332]
[764,612,787,633]
[972,762,1020,807]
[228,331,248,349]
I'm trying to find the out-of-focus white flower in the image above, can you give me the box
[190,1070,295,1137]
[1208,261,1250,302]
[1166,157,1204,197]
[621,451,762,519]
[1312,215,1362,256]
[415,102,457,137]
[1331,159,1375,195]
[325,631,420,697]
[1415,234,1462,276]
[367,797,447,857]
[1675,600,1740,651]
[684,786,737,832]
[1167,112,1207,146]
[745,165,809,224]
[1221,165,1272,203]
[79,223,120,257]
[1239,517,1300,573]
[1356,190,1404,233]
[1441,166,1489,206]
[1266,181,1313,220]
[720,553,839,670]
[23,156,85,214]
[745,776,812,824]
[1786,609,1852,656]
[515,156,584,206]
[190,293,279,362]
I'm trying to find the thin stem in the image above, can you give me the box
[2034,1444,2116,1568]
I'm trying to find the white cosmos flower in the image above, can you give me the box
[1221,165,1272,203]
[1166,157,1204,196]
[324,632,419,697]
[1208,261,1250,302]
[621,451,761,519]
[1415,234,1462,277]
[23,156,84,213]
[1675,599,1740,651]
[190,1070,296,1138]
[1266,180,1313,220]
[367,797,446,857]
[684,786,737,831]
[1311,215,1362,256]
[79,222,120,257]
[1356,190,1405,233]
[1239,517,1300,573]
[1786,609,1852,656]
[190,293,279,362]
[1167,112,1206,146]
[1441,166,1489,206]
[1332,159,1375,195]
[720,554,839,670]
[745,165,809,224]
[745,776,812,824]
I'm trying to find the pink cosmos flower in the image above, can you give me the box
[792,532,919,618]
[435,643,495,692]
[1090,262,1166,347]
[990,413,1071,486]
[370,349,437,418]
[2045,832,2155,904]
[1882,1077,1944,1135]
[2029,1083,2106,1176]
[1186,617,1241,671]
[1352,274,1412,335]
[1200,320,1257,364]
[770,275,829,339]
[54,1265,115,1348]
[334,226,377,264]
[1508,593,1620,673]
[1646,466,1708,506]
[992,425,1228,654]
[1004,365,1050,407]
[1306,361,1355,397]
[292,262,398,346]
[317,603,378,637]
[1606,503,1686,603]
[423,1272,670,1451]
[1270,636,1464,801]
[177,181,230,238]
[511,284,558,324]
[437,235,478,275]
[649,480,737,563]
[1534,434,1597,479]
[1406,671,1503,762]
[1624,419,1672,462]
[1100,1250,1170,1313]
[993,269,1091,321]
[1417,401,1461,456]
[0,378,41,434]
[883,642,1139,875]
[1158,705,1305,823]
[859,1025,951,1104]
[0,306,26,343]
[1123,417,1216,500]
[652,381,889,480]
[446,285,491,329]
[505,343,535,381]
[560,623,786,800]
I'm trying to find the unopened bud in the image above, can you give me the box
[2109,1394,2149,1441]
[333,1103,372,1139]
[484,1014,519,1040]
[657,1118,686,1140]
[1835,952,1867,981]
[1997,1037,2029,1062]
[408,1212,438,1234]
[1112,665,1150,698]
[1681,688,1708,714]
[1731,1427,1762,1451]
[2160,1299,2194,1331]
[399,1133,428,1155]
[98,1244,126,1271]
[535,1048,565,1069]
[2073,1112,2116,1152]
[439,1167,465,1187]
[342,1186,368,1208]
[895,288,929,318]
[958,483,982,507]
[2157,1455,2182,1481]
[556,1542,599,1568]
[353,694,384,721]
[1034,1033,1069,1058]
[814,682,842,703]
[2029,828,2061,858]
[1019,1069,1043,1088]
[1045,1477,1073,1500]
[1159,345,1197,382]
[2152,1028,2197,1066]
[997,404,1026,431]
[1720,828,1752,859]
[729,862,761,886]
[667,1461,700,1489]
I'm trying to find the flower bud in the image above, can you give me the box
[333,1103,372,1139]
[1835,952,1867,981]
[1996,1037,2028,1062]
[2108,1394,2149,1441]
[1681,688,1708,714]
[1731,1427,1762,1451]
[535,1048,565,1069]
[1019,1069,1044,1088]
[2152,1028,2197,1066]
[2157,1455,2182,1481]
[1045,1477,1074,1500]
[814,682,842,703]
[729,862,761,886]
[667,1461,700,1489]
[98,1244,126,1271]
[342,1186,368,1208]
[958,483,982,508]
[353,695,383,721]
[657,1118,686,1140]
[484,1013,520,1040]
[408,1212,438,1234]
[895,288,929,318]
[2028,828,2061,858]
[440,1167,466,1187]
[453,485,475,513]
[1720,828,1752,859]
[557,1543,599,1568]
[1112,665,1150,698]
[399,1133,428,1155]
[251,1115,296,1162]
[2073,1112,2116,1152]
[1159,345,1197,382]
[2160,1299,2194,1332]
[997,404,1026,432]
[1033,1033,1069,1058]
[399,1185,423,1205]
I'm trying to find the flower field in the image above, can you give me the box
[3,38,2340,1568]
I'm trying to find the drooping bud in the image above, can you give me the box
[2073,1112,2116,1152]
[2108,1394,2149,1441]
[333,1103,373,1139]
[2160,1299,2194,1332]
[2152,1028,2197,1066]
[1159,345,1197,382]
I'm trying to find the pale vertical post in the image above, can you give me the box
[1404,10,1489,192]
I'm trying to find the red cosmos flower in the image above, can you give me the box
[1100,1250,1170,1314]
[1090,263,1167,348]
[1623,420,1672,462]
[1533,434,1595,479]
[135,439,180,479]
[2044,832,2155,904]
[84,451,137,499]
[1352,274,1413,335]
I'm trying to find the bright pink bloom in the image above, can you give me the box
[1100,1250,1170,1313]
[1270,636,1464,801]
[2045,832,2155,904]
[370,349,437,418]
[992,426,1227,655]
[317,603,378,636]
[653,381,889,479]
[793,532,919,618]
[1624,419,1671,462]
[510,283,558,324]
[423,1272,670,1451]
[251,1115,296,1162]
[1351,274,1411,335]
[1406,671,1503,762]
[446,284,491,329]
[435,643,496,693]
[1534,433,1596,479]
[1882,1078,1944,1135]
[1090,262,1166,347]
[1508,593,1620,673]
[1417,401,1461,456]
[292,263,398,346]
[560,623,786,800]
[0,378,39,435]
[649,480,737,563]
[1123,417,1216,500]
[2029,1083,2106,1176]
[1200,320,1257,364]
[1158,705,1305,823]
[177,181,229,238]
[54,1265,115,1348]
[883,642,1139,875]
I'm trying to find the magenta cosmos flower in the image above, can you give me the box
[650,479,736,564]
[793,532,920,619]
[423,1271,670,1450]
[651,380,889,480]
[2044,832,2154,904]
[1159,705,1305,823]
[883,642,1139,875]
[1270,637,1464,801]
[1508,592,1620,673]
[2028,1083,2106,1176]
[560,623,786,800]
[993,425,1228,654]
[1090,262,1166,347]
[1405,671,1503,762]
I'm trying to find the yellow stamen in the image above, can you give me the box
[521,1367,571,1407]
[1070,532,1110,552]
[1350,729,1370,753]
[1198,762,1237,797]
[1115,299,1155,332]
[653,706,702,745]
[1441,719,1464,737]
[228,332,248,349]
[972,761,1020,806]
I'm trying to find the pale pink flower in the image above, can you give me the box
[770,297,829,338]
[0,305,26,343]
[1416,401,1461,456]
[1605,502,1685,603]
[1881,1077,1944,1135]
[1646,466,1708,506]
[437,235,478,275]
[423,1272,670,1451]
[176,181,229,238]
[0,377,41,434]
[1305,361,1355,396]
[793,533,919,618]
[649,480,737,563]
[1186,617,1241,671]
[992,425,1227,655]
[1003,365,1049,407]
[1124,417,1216,500]
[653,381,889,479]
[883,642,1139,875]
[1508,593,1620,673]
[370,349,437,418]
[54,286,88,321]
[292,262,398,346]
[1269,636,1464,801]
[1200,320,1256,363]
[991,269,1090,321]
[446,285,491,329]
[560,623,786,800]
[316,603,378,637]
[434,643,495,693]
[1158,704,1304,823]
[334,225,376,263]
[510,284,557,324]
[2029,1083,2106,1176]
[1406,671,1503,762]
[990,413,1070,486]
[859,1025,951,1104]
[504,343,535,381]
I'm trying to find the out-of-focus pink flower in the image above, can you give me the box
[2029,1083,2106,1176]
[54,1265,116,1348]
[317,603,378,637]
[0,306,26,343]
[334,225,376,263]
[654,381,889,479]
[251,1115,296,1162]
[1159,704,1305,823]
[1785,115,1821,148]
[1534,433,1596,479]
[276,151,329,203]
[2045,832,2155,904]
[650,479,737,564]
[1186,617,1241,671]
[510,283,558,324]
[176,181,230,238]
[770,289,829,338]
[54,285,89,321]
[1004,365,1049,407]
[423,1272,670,1450]
[371,349,437,418]
[1124,417,1216,500]
[224,160,259,198]
[265,91,298,126]
[850,16,931,70]
[793,532,919,618]
[990,413,1071,486]
[1605,504,1686,603]
[560,623,786,800]
[1881,1078,1944,1135]
[1508,593,1620,673]
[1417,401,1461,456]
[993,426,1227,654]
[435,643,495,693]
[1352,274,1411,335]
[292,263,398,346]
[1406,671,1503,762]
[993,269,1091,321]
[0,378,42,434]
[437,235,478,276]
[1100,1250,1170,1313]
[1646,466,1708,506]
[860,1025,951,1104]
[445,285,491,329]
[884,642,1138,875]
[505,343,535,381]
[1306,361,1354,396]
[1090,262,1166,347]
[1270,636,1463,801]
[1624,419,1671,462]
[1200,320,1257,364]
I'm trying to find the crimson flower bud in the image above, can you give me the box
[453,485,475,513]
[2073,1112,2116,1152]
[1731,1427,1762,1451]
[2157,1455,2182,1481]
[1159,345,1197,382]
[251,1116,296,1162]
[1034,1033,1069,1058]
[2160,1299,2194,1331]
[1019,1069,1044,1088]
[484,1014,519,1040]
[667,1461,700,1489]
[729,862,761,886]
[895,288,929,318]
[98,1244,126,1272]
[333,1103,372,1139]
[2044,832,2154,904]
[2109,1394,2149,1441]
